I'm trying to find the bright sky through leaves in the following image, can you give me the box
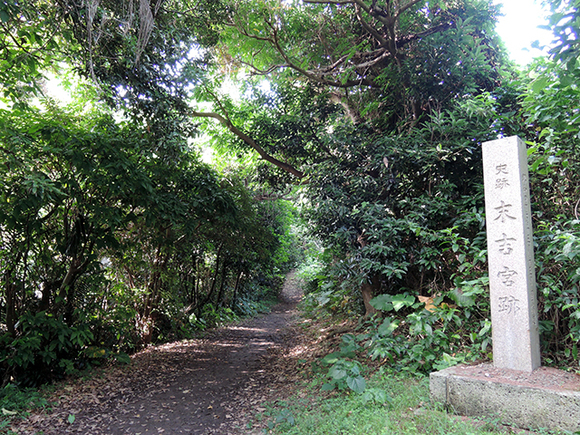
[43,0,554,104]
[493,0,553,65]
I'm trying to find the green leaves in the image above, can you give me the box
[0,0,63,104]
[370,294,416,312]
[346,374,366,394]
[0,10,10,23]
[323,359,367,394]
[377,318,399,336]
[320,334,367,394]
[531,76,550,93]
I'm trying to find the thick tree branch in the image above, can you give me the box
[354,4,389,48]
[355,48,390,68]
[227,0,455,96]
[263,18,375,87]
[397,21,456,47]
[239,60,285,76]
[189,110,305,179]
[351,0,372,15]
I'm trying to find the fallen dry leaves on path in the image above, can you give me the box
[11,272,320,435]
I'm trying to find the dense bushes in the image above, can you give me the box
[298,61,580,371]
[2,0,580,394]
[0,102,299,387]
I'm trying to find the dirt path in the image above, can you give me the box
[14,272,303,435]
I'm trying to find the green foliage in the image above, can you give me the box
[370,294,416,312]
[320,334,366,394]
[0,383,49,429]
[544,0,580,75]
[535,218,580,363]
[516,15,580,365]
[0,312,93,386]
[361,302,489,374]
[199,304,238,329]
[2,0,578,400]
[301,93,502,309]
[0,0,64,104]
[259,371,527,435]
[321,358,366,394]
[220,0,507,130]
[266,408,295,431]
[0,79,301,386]
[53,0,229,126]
[194,0,580,375]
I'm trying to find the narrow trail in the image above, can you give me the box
[15,272,303,435]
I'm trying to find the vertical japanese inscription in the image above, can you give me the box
[483,136,540,372]
[491,163,519,309]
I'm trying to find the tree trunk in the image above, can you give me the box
[216,260,229,307]
[361,274,381,317]
[188,254,197,305]
[4,253,22,336]
[38,280,58,312]
[202,242,224,307]
[232,269,243,308]
[54,258,82,322]
[5,281,16,336]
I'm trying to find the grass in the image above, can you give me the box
[259,273,570,435]
[254,370,569,435]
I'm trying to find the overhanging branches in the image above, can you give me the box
[189,109,305,180]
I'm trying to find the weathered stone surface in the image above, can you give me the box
[430,364,580,432]
[482,135,540,372]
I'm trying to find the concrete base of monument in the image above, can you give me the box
[430,363,580,432]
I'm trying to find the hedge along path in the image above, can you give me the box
[14,272,304,435]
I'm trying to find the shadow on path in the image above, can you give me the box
[15,272,303,435]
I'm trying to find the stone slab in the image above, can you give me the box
[482,136,540,372]
[430,364,580,432]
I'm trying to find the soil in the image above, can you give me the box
[12,272,306,435]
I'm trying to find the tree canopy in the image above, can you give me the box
[1,0,579,386]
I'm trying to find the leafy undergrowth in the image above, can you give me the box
[0,384,51,434]
[2,273,303,435]
[249,314,568,435]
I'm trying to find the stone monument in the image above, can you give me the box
[430,136,580,433]
[482,135,540,372]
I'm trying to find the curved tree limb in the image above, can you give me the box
[354,4,389,48]
[189,110,305,179]
[263,17,375,88]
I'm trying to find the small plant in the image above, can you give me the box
[198,304,239,329]
[0,383,49,428]
[320,334,367,394]
[361,387,392,406]
[322,357,366,393]
[0,311,94,386]
[266,409,295,431]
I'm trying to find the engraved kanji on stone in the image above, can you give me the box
[495,178,510,189]
[495,233,517,255]
[498,266,518,286]
[498,295,521,315]
[496,164,509,175]
[494,201,517,223]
